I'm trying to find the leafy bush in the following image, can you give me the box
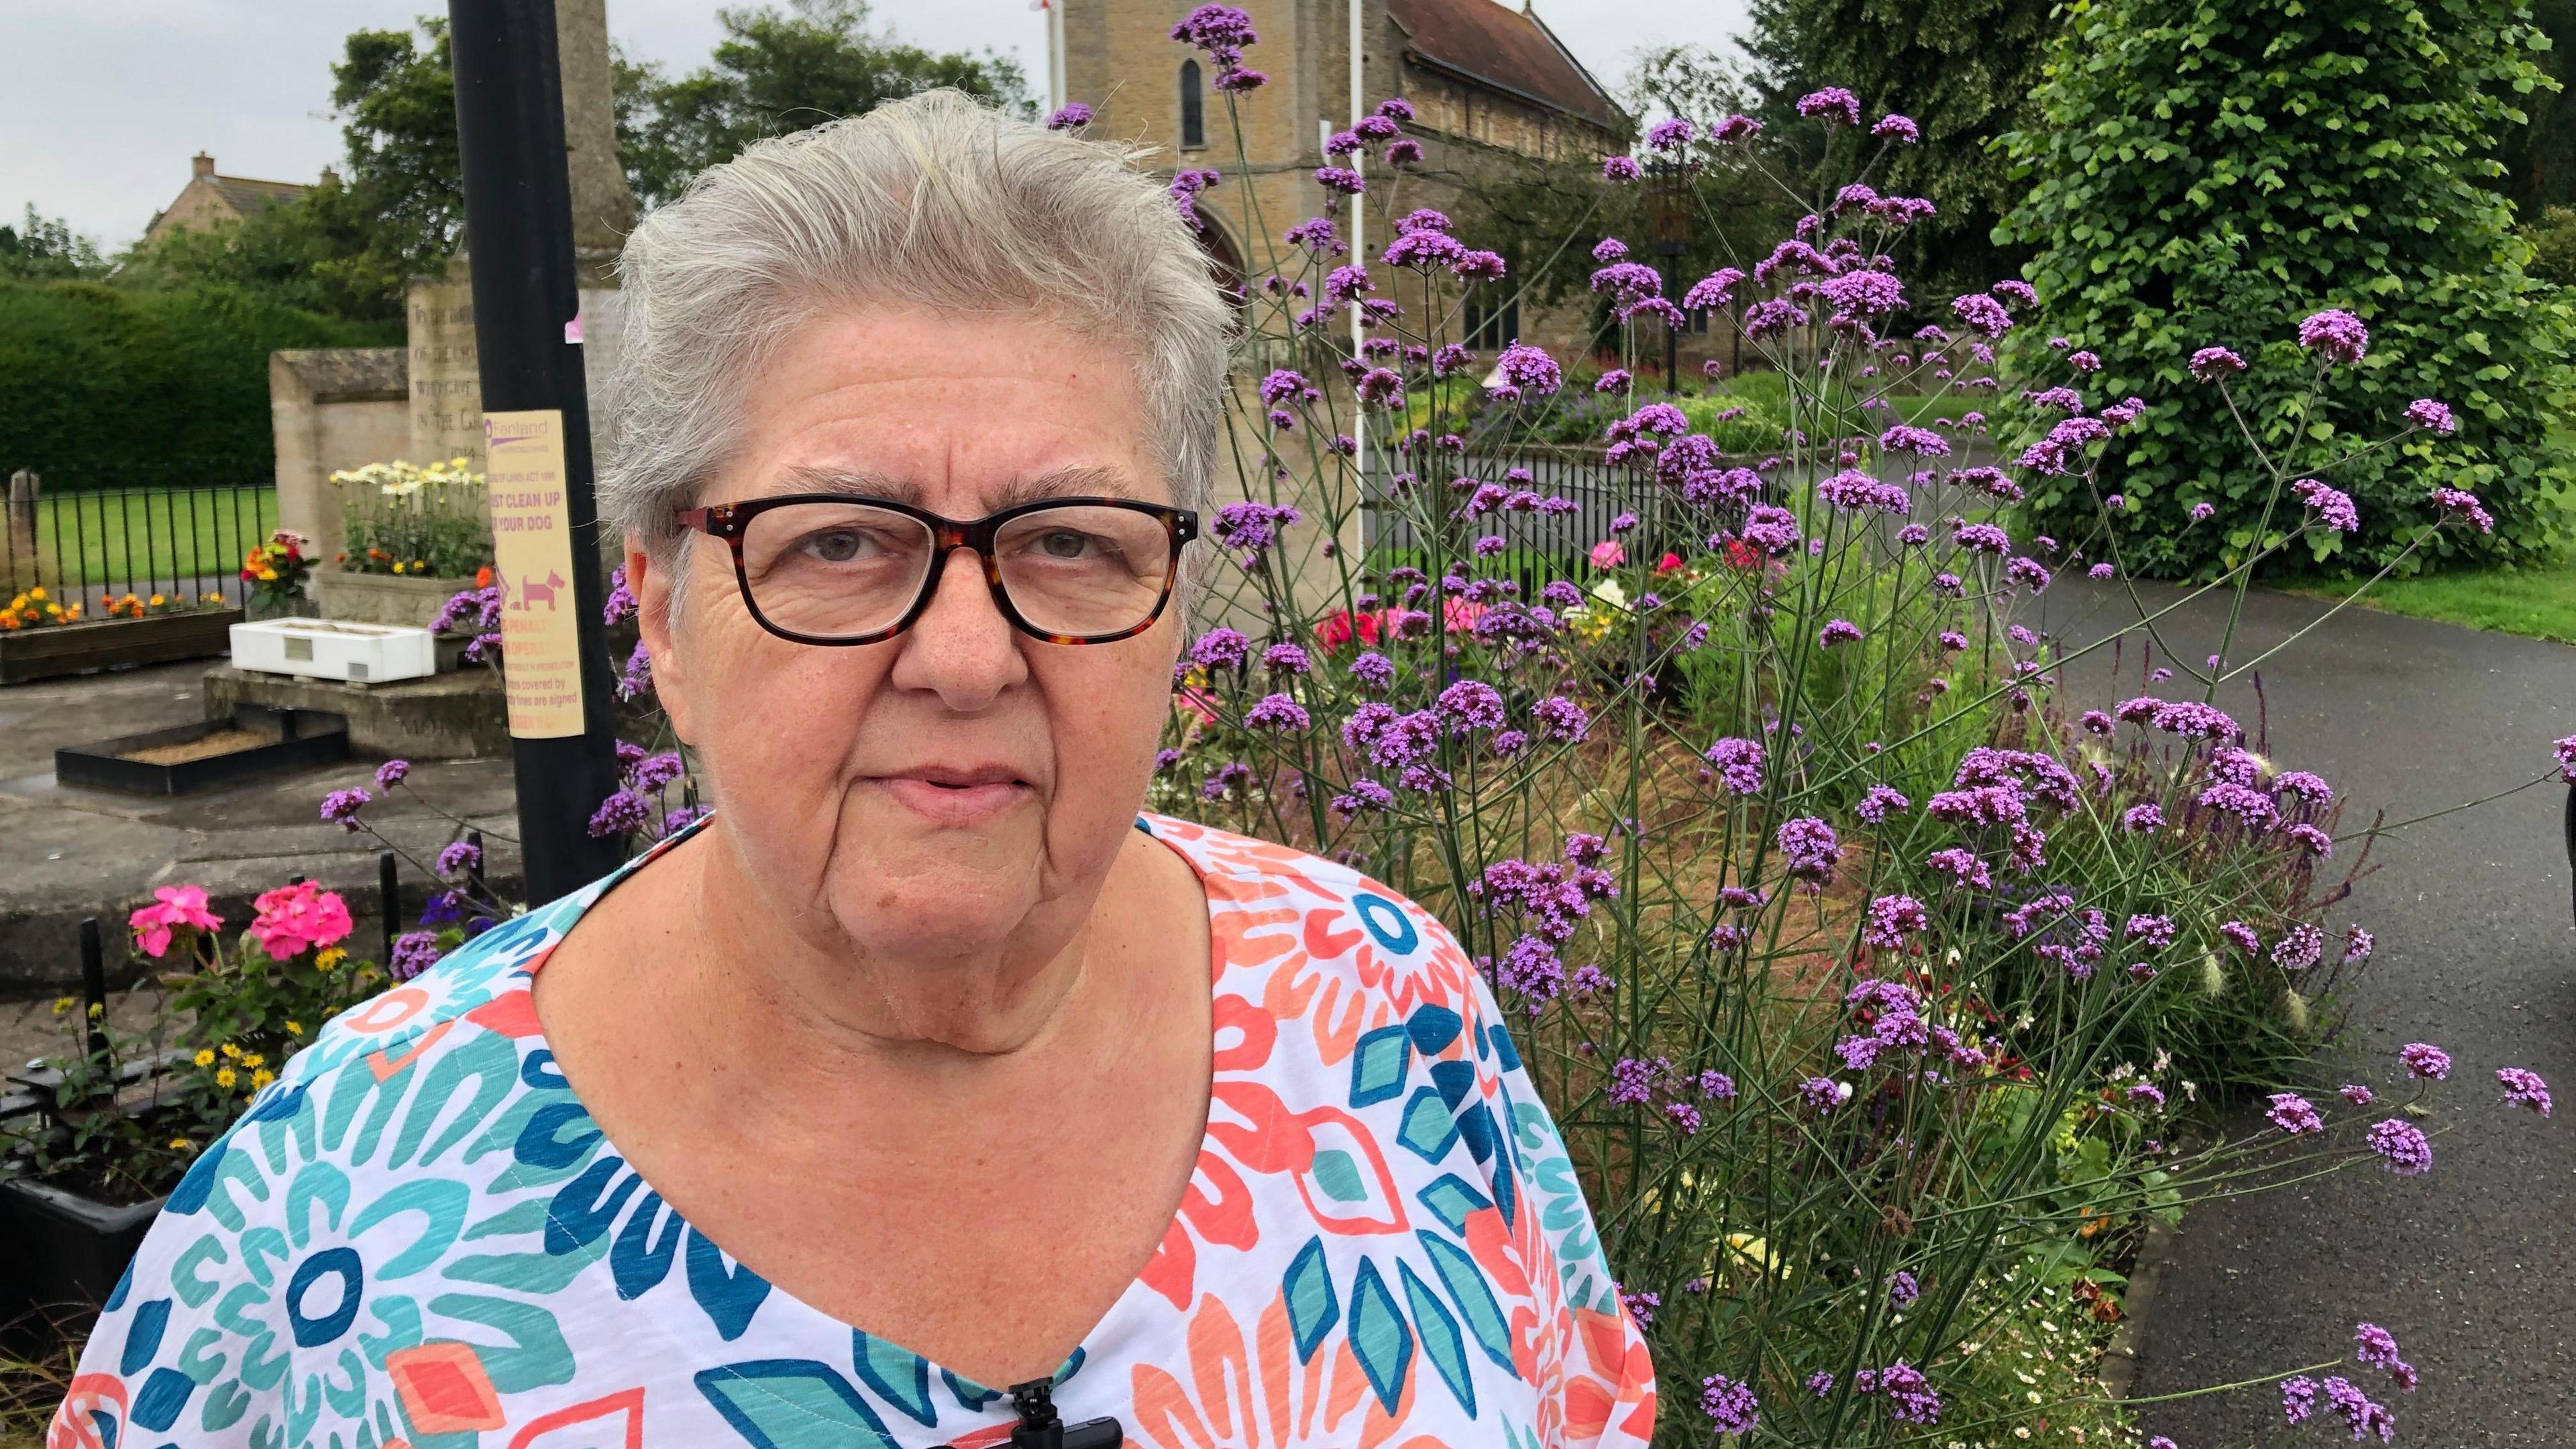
[2000,0,2576,579]
[2526,205,2576,290]
[0,280,395,487]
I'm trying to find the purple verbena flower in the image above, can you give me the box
[2497,1066,2553,1117]
[2399,1042,2452,1081]
[2267,1092,2324,1134]
[1796,87,1861,125]
[587,788,652,839]
[1245,692,1311,731]
[2188,346,2247,381]
[2367,1118,2432,1175]
[2404,398,2457,435]
[319,787,372,830]
[1775,816,1841,885]
[388,930,443,981]
[2297,309,2369,365]
[1705,737,1765,796]
[1700,1375,1760,1434]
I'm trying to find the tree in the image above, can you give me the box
[0,207,107,281]
[620,0,1032,207]
[1456,44,1794,345]
[115,19,458,321]
[115,5,1028,317]
[2496,0,2575,216]
[1744,0,2060,294]
[2000,0,2576,579]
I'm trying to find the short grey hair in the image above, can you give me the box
[601,89,1230,579]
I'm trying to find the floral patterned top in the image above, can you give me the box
[54,814,1656,1449]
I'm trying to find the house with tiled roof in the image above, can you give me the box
[1066,0,1624,345]
[144,153,331,246]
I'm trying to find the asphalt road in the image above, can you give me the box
[2032,578,2576,1447]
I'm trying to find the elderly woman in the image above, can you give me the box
[60,94,1652,1449]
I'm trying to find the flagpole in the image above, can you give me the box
[1348,0,1366,535]
[1049,0,1065,111]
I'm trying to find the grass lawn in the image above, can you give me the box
[2286,555,2576,645]
[6,487,278,595]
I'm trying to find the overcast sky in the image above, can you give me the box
[5,0,1753,250]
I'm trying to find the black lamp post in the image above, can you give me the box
[1646,158,1695,392]
[448,0,628,904]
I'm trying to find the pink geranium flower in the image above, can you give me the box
[128,884,223,959]
[248,880,355,961]
[1589,540,1625,569]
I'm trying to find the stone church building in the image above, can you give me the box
[1065,0,1625,352]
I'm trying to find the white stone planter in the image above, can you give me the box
[229,618,438,684]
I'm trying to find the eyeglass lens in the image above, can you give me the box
[736,501,1174,640]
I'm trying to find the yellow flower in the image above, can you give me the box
[215,1067,237,1088]
[51,996,72,1014]
[28,586,44,600]
[256,568,278,582]
[391,561,406,574]
[150,594,165,606]
[170,1138,193,1151]
[316,947,347,970]
[220,1042,241,1059]
[193,1049,215,1067]
[240,1052,266,1069]
[284,1020,304,1036]
[251,1069,276,1089]
[87,1002,103,1018]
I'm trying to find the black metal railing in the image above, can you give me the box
[4,476,280,619]
[1369,445,1637,602]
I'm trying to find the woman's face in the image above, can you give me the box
[631,305,1186,965]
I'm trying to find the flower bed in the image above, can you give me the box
[0,881,393,1331]
[1113,36,2564,1445]
[0,592,244,684]
[329,458,493,580]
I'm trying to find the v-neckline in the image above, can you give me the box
[513,810,1224,1426]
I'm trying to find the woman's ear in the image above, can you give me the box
[627,533,692,747]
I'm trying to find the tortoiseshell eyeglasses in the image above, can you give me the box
[676,494,1198,646]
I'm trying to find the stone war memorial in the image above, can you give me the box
[244,0,639,762]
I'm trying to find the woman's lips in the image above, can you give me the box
[867,773,1035,824]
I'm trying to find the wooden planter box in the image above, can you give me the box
[0,608,245,686]
[0,1175,163,1329]
[54,709,351,796]
[315,570,478,629]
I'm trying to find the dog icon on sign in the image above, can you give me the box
[506,569,568,611]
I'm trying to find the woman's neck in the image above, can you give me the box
[677,827,1109,1066]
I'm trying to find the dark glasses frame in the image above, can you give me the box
[676,493,1199,647]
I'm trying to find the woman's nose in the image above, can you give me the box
[887,547,1028,708]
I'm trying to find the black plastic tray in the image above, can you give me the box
[54,708,350,796]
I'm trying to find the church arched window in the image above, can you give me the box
[1180,59,1206,150]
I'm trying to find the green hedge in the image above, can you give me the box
[0,280,398,490]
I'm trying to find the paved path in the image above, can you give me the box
[2034,579,2576,1446]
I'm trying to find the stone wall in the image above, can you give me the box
[270,348,409,566]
